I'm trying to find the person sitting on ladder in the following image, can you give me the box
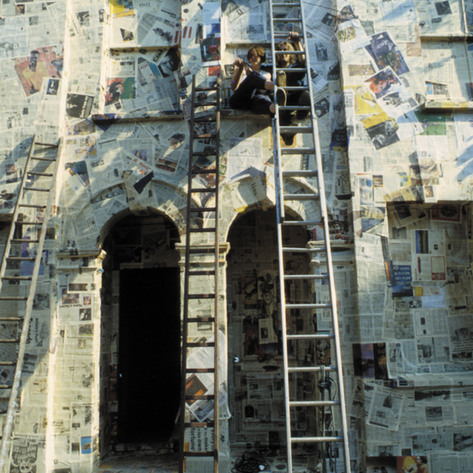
[229,45,286,116]
[275,32,311,146]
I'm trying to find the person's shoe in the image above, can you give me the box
[276,88,287,107]
[281,133,295,146]
[276,71,287,87]
[296,90,311,119]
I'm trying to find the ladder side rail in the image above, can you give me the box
[179,75,198,473]
[299,3,352,471]
[269,0,286,222]
[179,76,220,473]
[0,136,38,294]
[182,75,198,360]
[273,123,294,473]
[0,138,61,471]
[270,1,294,469]
[212,81,221,473]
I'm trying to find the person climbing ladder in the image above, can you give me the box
[275,32,311,145]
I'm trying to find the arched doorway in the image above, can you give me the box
[226,208,310,452]
[100,211,181,452]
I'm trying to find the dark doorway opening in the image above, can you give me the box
[100,211,181,454]
[117,267,180,443]
[226,208,310,452]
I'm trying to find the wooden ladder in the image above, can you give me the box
[0,136,61,472]
[179,76,221,473]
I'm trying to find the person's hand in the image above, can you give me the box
[233,57,245,70]
[288,32,300,41]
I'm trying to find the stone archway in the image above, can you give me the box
[226,208,310,452]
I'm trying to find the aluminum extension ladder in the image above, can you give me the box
[0,136,61,472]
[269,1,352,472]
[178,76,221,473]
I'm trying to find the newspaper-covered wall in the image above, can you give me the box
[102,0,181,117]
[334,0,473,471]
[1,0,473,471]
[0,1,65,214]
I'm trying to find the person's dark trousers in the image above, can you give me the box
[230,71,273,115]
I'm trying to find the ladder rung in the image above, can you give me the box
[34,141,59,148]
[185,394,215,401]
[195,86,218,92]
[2,276,32,281]
[193,133,217,139]
[281,147,315,155]
[284,274,327,279]
[195,100,218,106]
[0,385,12,389]
[189,227,216,233]
[0,317,22,322]
[194,118,216,123]
[291,436,344,443]
[186,368,215,374]
[15,221,42,226]
[183,451,217,457]
[187,342,215,348]
[282,170,317,178]
[287,333,333,340]
[283,247,324,253]
[19,204,47,209]
[195,98,218,105]
[279,85,309,92]
[31,157,55,162]
[277,67,306,73]
[0,339,17,344]
[24,187,50,192]
[184,421,214,428]
[27,171,53,177]
[189,270,215,276]
[283,193,319,200]
[273,17,302,22]
[191,169,216,175]
[288,366,337,373]
[188,294,215,299]
[190,188,216,193]
[273,3,300,8]
[279,105,311,112]
[6,257,36,261]
[190,207,216,212]
[307,239,333,246]
[0,297,27,301]
[280,126,312,134]
[11,239,39,243]
[285,303,331,309]
[187,317,216,323]
[189,248,215,254]
[282,220,322,226]
[289,400,340,407]
[0,362,15,366]
[192,151,217,157]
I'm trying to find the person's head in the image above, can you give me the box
[376,78,388,90]
[384,118,397,135]
[247,46,266,69]
[165,48,180,70]
[276,41,295,66]
[109,80,124,99]
[29,50,40,70]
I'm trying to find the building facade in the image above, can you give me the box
[0,0,472,472]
